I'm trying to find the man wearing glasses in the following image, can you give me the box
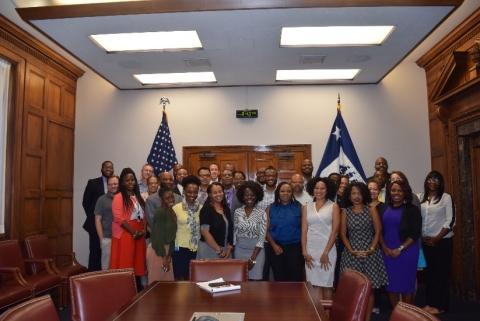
[197,167,211,205]
[82,161,114,271]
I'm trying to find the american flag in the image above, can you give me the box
[147,110,178,176]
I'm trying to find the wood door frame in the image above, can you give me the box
[183,144,312,177]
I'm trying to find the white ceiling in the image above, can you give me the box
[21,5,456,89]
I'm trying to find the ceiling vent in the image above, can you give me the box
[300,55,326,64]
[184,58,210,67]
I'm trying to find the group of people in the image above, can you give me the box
[82,157,455,320]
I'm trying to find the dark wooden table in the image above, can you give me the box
[106,281,329,321]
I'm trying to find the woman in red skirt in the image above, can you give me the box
[110,167,147,291]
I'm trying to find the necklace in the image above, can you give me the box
[315,200,327,212]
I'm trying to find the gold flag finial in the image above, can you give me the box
[337,93,341,112]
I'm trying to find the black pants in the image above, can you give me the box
[423,237,453,311]
[262,242,271,281]
[88,231,102,272]
[265,242,304,281]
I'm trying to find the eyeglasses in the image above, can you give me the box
[233,178,245,181]
[199,174,211,178]
[428,178,440,183]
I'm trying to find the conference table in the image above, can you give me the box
[106,281,329,321]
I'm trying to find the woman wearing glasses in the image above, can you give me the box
[417,171,455,315]
[111,168,147,291]
[233,170,246,190]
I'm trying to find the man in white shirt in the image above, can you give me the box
[291,174,313,206]
[209,163,220,183]
[258,166,277,211]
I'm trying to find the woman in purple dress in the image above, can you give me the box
[379,180,422,307]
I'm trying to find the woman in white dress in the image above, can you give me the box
[301,177,340,300]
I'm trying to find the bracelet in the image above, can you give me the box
[216,248,222,254]
[397,245,405,252]
[249,258,256,264]
[369,247,374,251]
[132,232,137,238]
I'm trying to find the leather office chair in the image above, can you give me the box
[390,302,441,321]
[0,277,33,311]
[320,269,372,321]
[0,240,62,308]
[0,295,59,321]
[190,259,248,282]
[69,269,137,321]
[24,234,87,307]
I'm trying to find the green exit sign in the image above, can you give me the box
[236,110,258,118]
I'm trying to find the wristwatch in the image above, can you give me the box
[249,258,256,264]
[397,245,405,252]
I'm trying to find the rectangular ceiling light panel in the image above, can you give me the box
[13,0,143,7]
[90,31,202,53]
[280,26,395,46]
[134,72,217,85]
[276,69,360,81]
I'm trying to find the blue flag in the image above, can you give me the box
[147,110,178,176]
[316,110,366,183]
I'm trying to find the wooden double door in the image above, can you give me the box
[183,144,311,182]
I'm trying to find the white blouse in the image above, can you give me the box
[417,192,455,238]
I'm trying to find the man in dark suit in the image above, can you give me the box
[82,161,114,271]
[221,169,241,214]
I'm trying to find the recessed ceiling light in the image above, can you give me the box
[276,69,360,81]
[134,72,217,85]
[280,26,395,47]
[90,31,202,53]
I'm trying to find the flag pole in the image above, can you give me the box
[337,93,341,113]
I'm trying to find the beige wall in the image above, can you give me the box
[1,1,478,265]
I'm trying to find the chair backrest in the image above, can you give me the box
[330,269,372,321]
[0,295,59,321]
[24,235,53,274]
[390,302,441,321]
[69,269,137,321]
[190,259,248,282]
[0,241,26,281]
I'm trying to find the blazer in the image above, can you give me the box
[82,177,106,233]
[378,202,422,243]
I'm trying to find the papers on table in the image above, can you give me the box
[196,278,241,293]
[190,312,245,321]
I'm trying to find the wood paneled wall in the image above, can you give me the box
[416,8,480,301]
[0,14,84,261]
